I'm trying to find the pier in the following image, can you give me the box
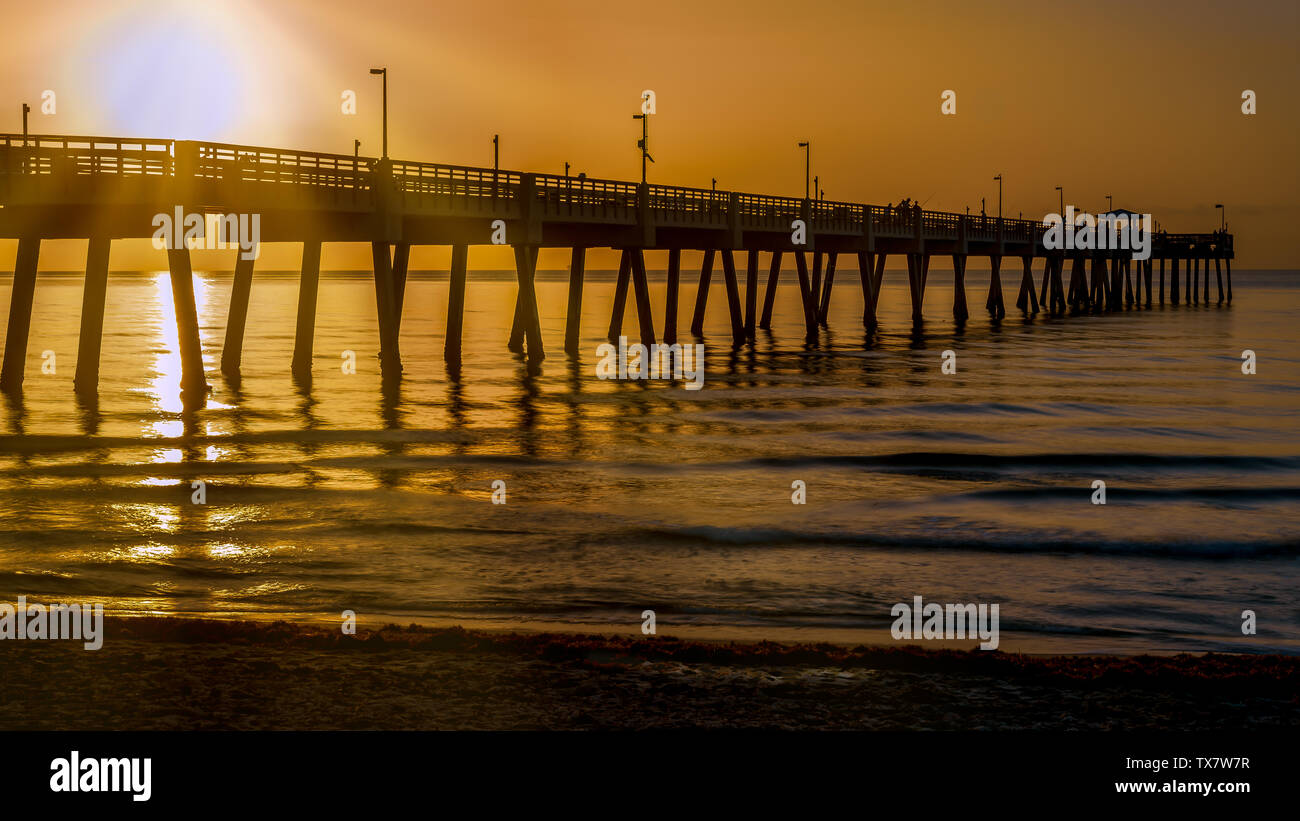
[0,133,1234,396]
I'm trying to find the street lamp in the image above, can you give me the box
[22,102,30,144]
[1055,185,1064,218]
[354,139,361,159]
[711,178,717,192]
[993,173,1002,219]
[632,113,653,183]
[797,141,810,200]
[492,134,500,199]
[1106,194,1113,212]
[368,68,387,159]
[1215,203,1225,232]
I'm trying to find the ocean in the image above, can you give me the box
[1,261,1296,655]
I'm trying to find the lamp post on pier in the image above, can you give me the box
[632,113,652,183]
[797,141,810,199]
[368,68,387,159]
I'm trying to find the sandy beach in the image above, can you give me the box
[1,618,1295,731]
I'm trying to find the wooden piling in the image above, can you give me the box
[1158,257,1165,304]
[663,248,680,345]
[856,251,878,328]
[630,248,656,346]
[1215,256,1224,304]
[744,250,759,337]
[391,242,410,330]
[1144,259,1153,308]
[512,244,545,362]
[1109,256,1123,310]
[1016,256,1038,313]
[816,252,837,325]
[510,246,540,349]
[292,239,322,379]
[165,247,209,395]
[221,251,255,374]
[371,241,402,373]
[1039,257,1052,307]
[1202,256,1211,304]
[1089,254,1105,310]
[445,244,469,361]
[1069,255,1088,310]
[1225,258,1233,303]
[1170,258,1180,304]
[906,253,925,323]
[952,254,969,321]
[689,249,715,336]
[793,251,819,337]
[607,249,632,342]
[564,246,585,354]
[73,237,111,393]
[870,253,886,321]
[0,237,40,392]
[1049,255,1067,314]
[759,251,783,330]
[986,255,1005,319]
[810,252,823,307]
[720,249,746,345]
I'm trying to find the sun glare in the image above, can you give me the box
[78,2,255,139]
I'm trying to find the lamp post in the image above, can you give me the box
[797,141,810,199]
[368,68,387,159]
[1215,203,1225,232]
[22,102,30,144]
[1055,185,1064,218]
[1106,194,1113,213]
[492,134,499,199]
[993,173,1002,219]
[354,139,360,159]
[632,113,652,183]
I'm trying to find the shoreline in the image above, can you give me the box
[2,616,1296,731]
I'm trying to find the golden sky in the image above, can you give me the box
[2,0,1297,270]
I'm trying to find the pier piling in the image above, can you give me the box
[0,237,40,392]
[292,239,322,380]
[73,236,111,393]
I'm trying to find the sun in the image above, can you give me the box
[76,2,256,140]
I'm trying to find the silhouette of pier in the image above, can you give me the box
[0,133,1234,397]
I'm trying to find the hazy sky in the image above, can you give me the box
[2,0,1296,270]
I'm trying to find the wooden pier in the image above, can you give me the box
[0,133,1234,396]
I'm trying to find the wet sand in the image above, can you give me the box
[1,618,1296,731]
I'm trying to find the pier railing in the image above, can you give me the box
[0,133,1230,251]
